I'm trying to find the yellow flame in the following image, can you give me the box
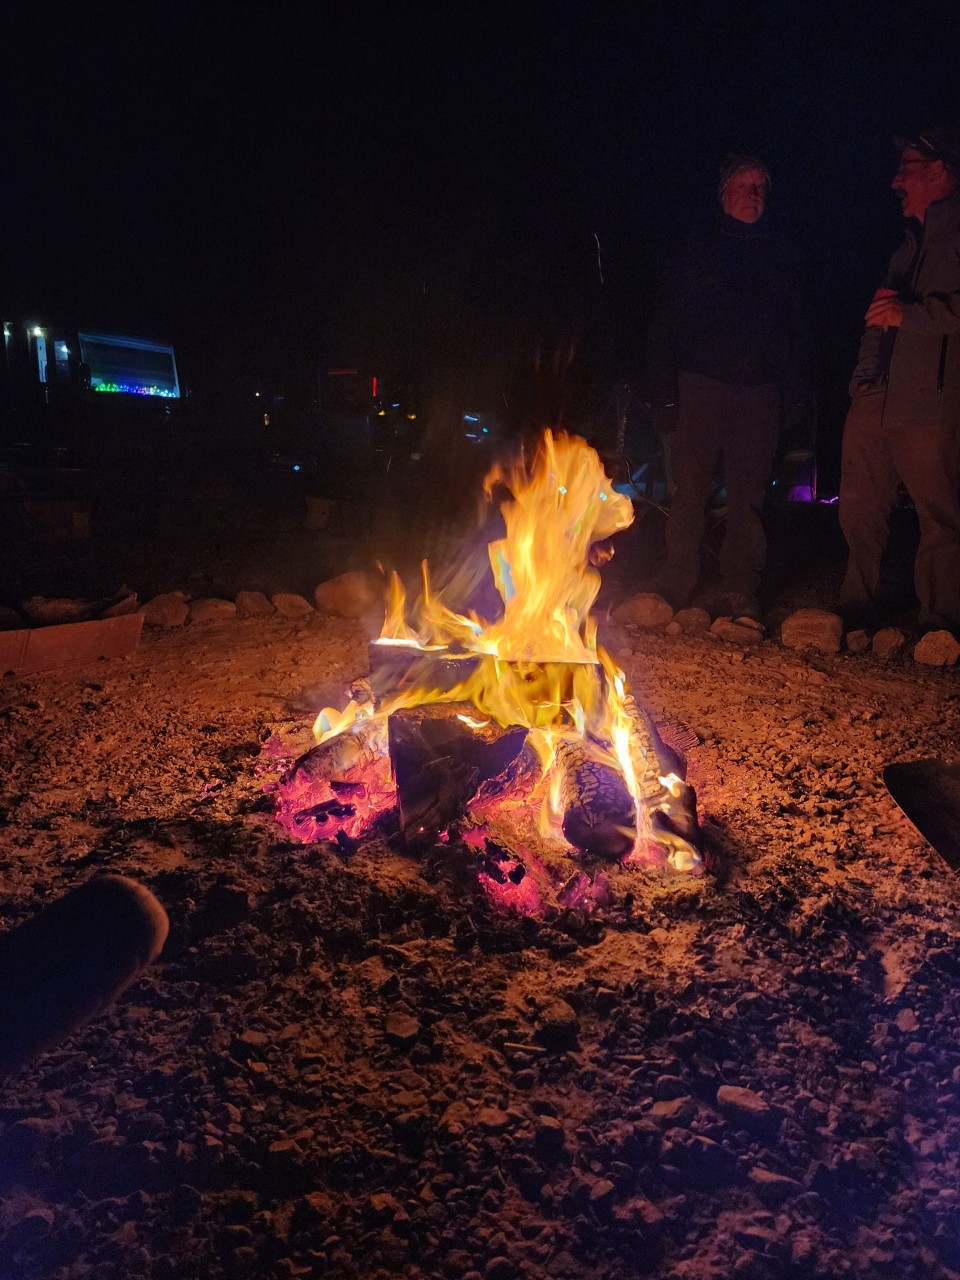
[315,430,656,844]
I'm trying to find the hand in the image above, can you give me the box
[865,287,904,329]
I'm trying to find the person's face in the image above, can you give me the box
[892,146,950,221]
[721,167,768,223]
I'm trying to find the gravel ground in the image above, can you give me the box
[3,532,960,1280]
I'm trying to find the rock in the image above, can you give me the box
[188,597,237,624]
[235,590,276,619]
[654,1074,688,1100]
[748,1166,803,1205]
[0,606,24,630]
[894,1008,919,1033]
[5,1206,55,1249]
[780,608,843,654]
[873,627,906,659]
[20,595,100,625]
[710,616,763,645]
[385,1011,420,1047]
[101,590,140,618]
[142,592,189,629]
[476,1106,510,1133]
[613,593,674,629]
[717,1084,776,1130]
[535,999,580,1050]
[588,1177,616,1214]
[846,628,870,653]
[914,630,960,666]
[674,607,712,634]
[270,592,314,618]
[314,571,381,619]
[533,1115,566,1163]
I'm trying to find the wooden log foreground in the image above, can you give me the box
[388,703,528,849]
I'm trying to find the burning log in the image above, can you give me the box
[556,739,636,860]
[281,716,384,788]
[367,643,479,699]
[388,703,528,849]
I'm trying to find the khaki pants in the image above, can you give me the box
[839,387,960,630]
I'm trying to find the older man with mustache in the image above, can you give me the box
[839,123,960,635]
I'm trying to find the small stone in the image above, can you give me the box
[314,571,381,619]
[748,1166,803,1205]
[271,592,314,618]
[654,1074,688,1100]
[235,590,276,619]
[914,630,960,666]
[484,1257,515,1280]
[613,593,674,629]
[188,597,237,624]
[385,1011,420,1047]
[845,628,870,653]
[674,606,712,634]
[895,1008,919,1033]
[536,999,580,1050]
[142,591,189,628]
[589,1177,616,1213]
[780,608,843,654]
[476,1106,510,1133]
[533,1115,566,1162]
[873,627,906,659]
[710,616,763,645]
[717,1084,775,1128]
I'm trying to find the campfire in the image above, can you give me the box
[270,430,701,907]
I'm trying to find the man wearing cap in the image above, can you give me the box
[644,153,810,624]
[839,124,960,634]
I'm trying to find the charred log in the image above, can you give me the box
[282,717,384,788]
[388,703,528,850]
[556,739,636,860]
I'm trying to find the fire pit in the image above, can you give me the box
[268,430,702,906]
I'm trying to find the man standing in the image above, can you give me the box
[645,153,809,623]
[839,125,960,634]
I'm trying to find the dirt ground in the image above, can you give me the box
[2,476,960,1279]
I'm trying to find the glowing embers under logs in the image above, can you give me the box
[270,430,703,901]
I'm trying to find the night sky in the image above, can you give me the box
[4,2,960,454]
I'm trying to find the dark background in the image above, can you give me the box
[3,1,960,480]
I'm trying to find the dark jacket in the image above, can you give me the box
[645,213,810,424]
[850,186,960,425]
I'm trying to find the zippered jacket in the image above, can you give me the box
[850,187,960,423]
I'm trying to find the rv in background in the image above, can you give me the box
[0,322,185,535]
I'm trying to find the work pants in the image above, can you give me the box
[839,388,960,630]
[661,372,780,605]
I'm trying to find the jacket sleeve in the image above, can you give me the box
[899,291,960,333]
[848,249,905,391]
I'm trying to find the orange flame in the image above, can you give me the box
[312,429,697,868]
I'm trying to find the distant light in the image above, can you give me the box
[482,427,489,434]
[558,485,568,495]
[255,391,260,397]
[377,409,386,416]
[32,326,43,337]
[371,376,377,397]
[463,413,479,422]
[406,413,416,420]
[391,403,400,409]
[599,491,608,501]
[293,464,301,472]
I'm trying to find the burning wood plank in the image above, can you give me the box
[388,703,527,849]
[556,738,637,860]
[281,717,384,788]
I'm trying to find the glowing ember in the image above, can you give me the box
[271,429,702,895]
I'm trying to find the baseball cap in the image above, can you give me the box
[893,123,960,172]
